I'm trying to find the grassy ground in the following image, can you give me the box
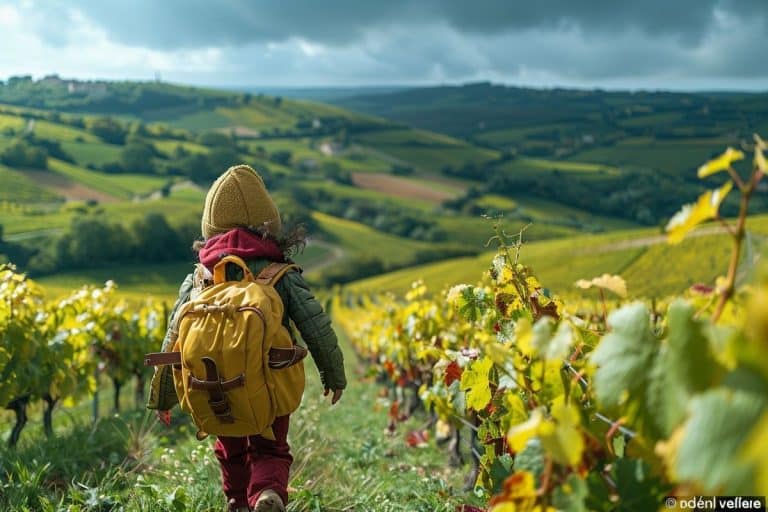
[0,325,478,511]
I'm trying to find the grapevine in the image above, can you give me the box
[0,266,166,446]
[337,137,768,508]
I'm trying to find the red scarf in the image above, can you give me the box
[198,228,285,270]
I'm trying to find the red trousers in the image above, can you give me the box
[213,415,292,509]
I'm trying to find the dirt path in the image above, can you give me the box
[351,172,458,203]
[23,170,120,203]
[302,239,346,273]
[585,225,729,254]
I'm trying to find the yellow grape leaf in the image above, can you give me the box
[460,356,494,411]
[755,134,767,172]
[540,401,585,467]
[514,317,534,357]
[697,147,744,178]
[502,393,530,431]
[508,408,545,452]
[665,181,733,245]
[575,273,627,298]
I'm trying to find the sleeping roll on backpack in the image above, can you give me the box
[145,255,306,440]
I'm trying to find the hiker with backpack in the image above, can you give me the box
[146,164,347,512]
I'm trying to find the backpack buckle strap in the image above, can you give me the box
[188,373,245,392]
[188,357,244,424]
[268,345,308,369]
[207,398,235,423]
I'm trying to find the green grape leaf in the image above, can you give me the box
[489,453,515,495]
[647,300,726,437]
[553,475,589,512]
[532,318,574,361]
[612,458,669,512]
[674,388,766,494]
[513,438,545,483]
[591,303,657,411]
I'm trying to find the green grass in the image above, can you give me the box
[0,322,478,511]
[0,164,61,203]
[0,112,26,131]
[372,146,498,173]
[162,109,233,131]
[48,159,132,199]
[33,119,99,143]
[568,141,720,175]
[312,211,430,266]
[61,141,123,166]
[153,139,209,155]
[300,180,437,212]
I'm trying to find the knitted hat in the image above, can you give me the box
[201,164,281,239]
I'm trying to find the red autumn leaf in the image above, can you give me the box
[405,429,430,447]
[383,360,396,377]
[389,400,400,420]
[156,410,171,426]
[444,361,462,386]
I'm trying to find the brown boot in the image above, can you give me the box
[253,489,285,512]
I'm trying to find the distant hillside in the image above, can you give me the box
[333,81,768,143]
[331,82,768,224]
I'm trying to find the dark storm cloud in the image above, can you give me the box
[59,0,768,49]
[14,0,768,87]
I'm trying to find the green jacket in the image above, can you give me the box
[146,259,346,411]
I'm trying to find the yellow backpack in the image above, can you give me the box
[145,256,306,440]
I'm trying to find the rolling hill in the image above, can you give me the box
[0,76,760,298]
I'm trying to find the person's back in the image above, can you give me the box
[147,164,346,512]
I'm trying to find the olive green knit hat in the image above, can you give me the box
[201,164,281,239]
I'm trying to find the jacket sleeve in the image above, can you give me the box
[146,273,194,410]
[278,271,347,391]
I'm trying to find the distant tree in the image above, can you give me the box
[120,140,156,174]
[177,153,215,183]
[0,140,47,169]
[131,213,181,262]
[270,150,292,166]
[207,147,240,175]
[88,117,127,145]
[197,131,233,147]
[390,164,414,176]
[274,96,282,107]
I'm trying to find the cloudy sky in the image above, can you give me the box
[0,0,766,91]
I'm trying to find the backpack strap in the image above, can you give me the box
[255,262,300,286]
[212,255,254,285]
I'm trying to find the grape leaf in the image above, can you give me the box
[741,411,768,495]
[553,475,589,512]
[697,146,744,178]
[674,388,766,493]
[575,274,627,298]
[460,356,493,411]
[665,181,733,244]
[513,438,545,483]
[590,303,657,411]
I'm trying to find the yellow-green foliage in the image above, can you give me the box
[348,216,768,299]
[311,211,430,266]
[33,120,99,143]
[0,164,60,203]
